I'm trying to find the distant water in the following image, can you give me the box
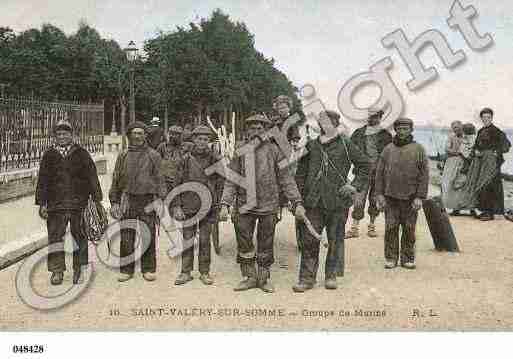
[414,127,513,175]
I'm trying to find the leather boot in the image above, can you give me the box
[51,271,64,286]
[73,268,82,285]
[257,267,275,293]
[234,263,257,291]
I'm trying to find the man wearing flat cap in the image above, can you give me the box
[272,95,302,268]
[36,119,103,286]
[147,117,165,150]
[219,114,306,293]
[157,125,184,195]
[375,117,429,270]
[293,110,370,292]
[109,121,165,282]
[173,125,223,286]
[346,107,392,239]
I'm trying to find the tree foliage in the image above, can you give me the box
[0,10,300,131]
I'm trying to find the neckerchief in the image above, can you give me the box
[393,134,414,147]
[55,143,73,157]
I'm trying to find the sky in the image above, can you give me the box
[1,0,513,129]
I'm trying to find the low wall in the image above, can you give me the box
[0,155,107,204]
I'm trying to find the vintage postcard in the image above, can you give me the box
[1,0,512,345]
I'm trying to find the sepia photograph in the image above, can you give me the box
[1,0,513,354]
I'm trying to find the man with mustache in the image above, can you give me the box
[346,107,392,238]
[173,125,223,286]
[36,119,103,286]
[375,118,429,270]
[219,114,306,293]
[109,121,165,282]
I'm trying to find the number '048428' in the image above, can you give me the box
[12,345,44,354]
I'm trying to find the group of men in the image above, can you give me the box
[36,95,430,292]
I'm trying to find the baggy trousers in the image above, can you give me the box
[120,195,157,275]
[352,166,379,221]
[47,210,87,273]
[298,207,349,284]
[180,217,212,274]
[384,196,417,264]
[236,213,277,270]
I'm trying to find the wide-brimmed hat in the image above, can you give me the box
[246,114,272,126]
[53,119,73,133]
[150,117,161,125]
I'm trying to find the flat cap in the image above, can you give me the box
[192,125,214,137]
[393,117,414,129]
[272,95,293,109]
[246,114,272,126]
[126,121,148,134]
[368,107,384,117]
[53,119,73,133]
[168,125,183,134]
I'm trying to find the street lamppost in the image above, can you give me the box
[124,41,138,124]
[121,41,138,150]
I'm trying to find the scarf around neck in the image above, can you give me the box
[55,143,74,157]
[393,134,414,147]
[365,124,383,136]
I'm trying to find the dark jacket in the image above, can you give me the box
[350,125,393,159]
[375,141,429,200]
[147,126,165,150]
[157,142,183,191]
[35,144,102,211]
[109,145,165,204]
[176,147,223,216]
[474,124,511,167]
[295,136,370,210]
[221,139,302,214]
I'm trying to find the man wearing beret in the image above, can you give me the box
[219,114,306,293]
[293,110,370,292]
[346,107,392,239]
[173,125,223,286]
[375,118,429,270]
[109,121,165,282]
[36,120,103,286]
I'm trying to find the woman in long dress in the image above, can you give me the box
[441,121,465,213]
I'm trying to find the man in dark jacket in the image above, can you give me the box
[271,95,302,269]
[219,114,306,293]
[173,125,223,286]
[346,107,392,238]
[109,121,165,282]
[146,117,165,150]
[157,125,184,194]
[293,110,370,292]
[375,118,429,270]
[35,120,103,286]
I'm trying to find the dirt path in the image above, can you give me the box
[1,195,512,331]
